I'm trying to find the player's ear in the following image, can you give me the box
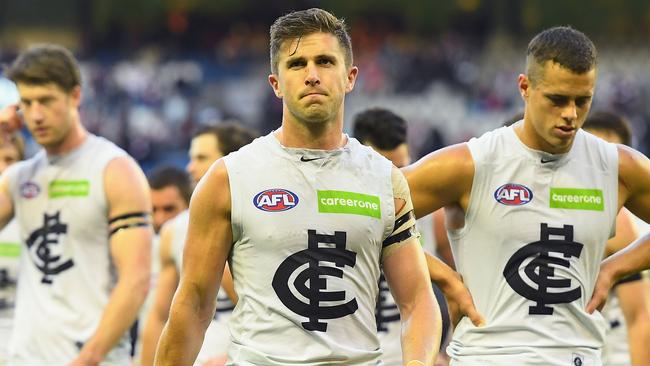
[345,66,358,93]
[269,74,283,99]
[518,74,530,101]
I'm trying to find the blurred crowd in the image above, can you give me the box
[2,29,649,170]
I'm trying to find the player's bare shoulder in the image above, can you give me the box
[191,159,231,219]
[104,155,151,210]
[403,142,474,214]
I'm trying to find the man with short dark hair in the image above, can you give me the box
[148,166,191,234]
[185,123,258,187]
[155,8,478,366]
[406,26,650,365]
[0,44,152,365]
[353,108,410,168]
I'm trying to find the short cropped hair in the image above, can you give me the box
[193,122,258,156]
[5,44,81,92]
[353,108,407,150]
[583,110,632,146]
[526,26,597,85]
[148,166,192,205]
[269,8,352,75]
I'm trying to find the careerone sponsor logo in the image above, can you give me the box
[317,190,381,218]
[550,188,604,211]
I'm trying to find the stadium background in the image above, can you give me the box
[0,0,648,171]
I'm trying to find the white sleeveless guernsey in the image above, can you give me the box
[169,209,234,365]
[223,133,395,365]
[5,135,131,365]
[447,126,618,366]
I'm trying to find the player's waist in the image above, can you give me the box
[447,343,601,366]
[227,341,382,365]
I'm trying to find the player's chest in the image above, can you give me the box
[238,165,392,253]
[15,166,105,230]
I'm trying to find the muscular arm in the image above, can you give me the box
[384,200,441,366]
[383,167,440,364]
[141,223,179,366]
[404,147,482,327]
[403,143,474,219]
[155,160,232,366]
[76,156,152,364]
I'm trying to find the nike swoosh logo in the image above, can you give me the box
[300,156,324,162]
[541,158,555,163]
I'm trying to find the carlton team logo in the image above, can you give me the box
[20,182,41,199]
[253,189,299,212]
[494,183,533,206]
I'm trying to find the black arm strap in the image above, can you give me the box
[109,222,150,237]
[382,226,416,248]
[108,211,150,225]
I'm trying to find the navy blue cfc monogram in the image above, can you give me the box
[26,211,74,284]
[272,230,358,331]
[503,223,584,315]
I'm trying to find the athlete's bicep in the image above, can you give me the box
[383,239,434,310]
[104,156,152,282]
[180,159,232,307]
[403,143,474,219]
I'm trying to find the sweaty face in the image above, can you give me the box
[186,134,223,186]
[519,61,596,154]
[269,32,357,126]
[17,83,79,151]
[0,144,21,174]
[151,185,188,233]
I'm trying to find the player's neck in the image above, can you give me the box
[514,120,573,155]
[277,111,346,150]
[44,119,89,156]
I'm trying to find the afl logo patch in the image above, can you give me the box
[494,183,533,206]
[254,189,299,212]
[20,182,41,199]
